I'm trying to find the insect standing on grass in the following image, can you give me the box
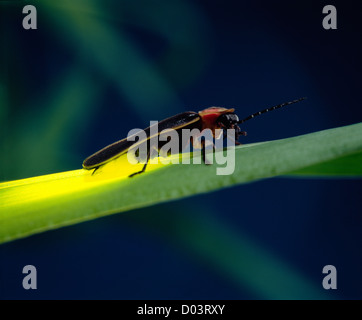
[83,98,306,177]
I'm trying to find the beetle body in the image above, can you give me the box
[83,111,201,170]
[83,98,305,177]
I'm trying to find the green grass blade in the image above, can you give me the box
[288,151,362,177]
[0,122,362,244]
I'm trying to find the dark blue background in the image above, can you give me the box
[1,0,361,299]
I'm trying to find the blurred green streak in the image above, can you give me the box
[118,0,210,88]
[0,84,8,181]
[39,0,206,120]
[129,208,329,299]
[0,83,7,125]
[183,214,327,299]
[6,67,102,179]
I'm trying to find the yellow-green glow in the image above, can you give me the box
[0,154,173,208]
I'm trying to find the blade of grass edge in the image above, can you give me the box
[287,150,362,177]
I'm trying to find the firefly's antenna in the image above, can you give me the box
[238,97,306,124]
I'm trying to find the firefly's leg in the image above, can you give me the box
[202,141,213,165]
[128,150,151,178]
[91,165,102,175]
[202,144,207,164]
[223,129,242,145]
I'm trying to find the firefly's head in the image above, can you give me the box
[198,107,246,141]
[198,98,306,142]
[216,111,246,140]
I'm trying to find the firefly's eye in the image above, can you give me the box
[218,113,239,127]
